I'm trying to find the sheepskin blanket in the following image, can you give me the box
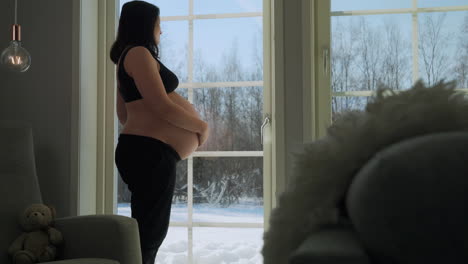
[262,80,468,264]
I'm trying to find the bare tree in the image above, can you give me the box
[331,17,359,116]
[356,17,382,91]
[419,13,451,86]
[193,49,225,151]
[193,35,264,205]
[380,20,411,90]
[159,29,188,82]
[453,14,468,88]
[331,16,411,120]
[332,17,382,117]
[331,17,359,93]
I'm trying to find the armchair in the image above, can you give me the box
[0,121,142,264]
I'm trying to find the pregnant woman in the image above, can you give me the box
[110,1,209,264]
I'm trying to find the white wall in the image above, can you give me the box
[0,0,79,217]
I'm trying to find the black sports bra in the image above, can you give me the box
[117,46,179,102]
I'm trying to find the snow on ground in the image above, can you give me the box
[118,203,264,264]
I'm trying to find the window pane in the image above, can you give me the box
[155,227,188,264]
[332,96,370,122]
[160,21,189,83]
[451,12,468,88]
[418,11,467,87]
[117,176,131,207]
[120,0,188,16]
[418,0,468,8]
[193,87,264,151]
[194,18,263,82]
[193,157,263,224]
[331,14,412,92]
[332,0,411,12]
[194,0,262,14]
[117,201,131,217]
[153,0,188,16]
[193,227,263,264]
[172,160,188,222]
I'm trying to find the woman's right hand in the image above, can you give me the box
[197,121,209,147]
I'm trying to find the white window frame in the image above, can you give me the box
[87,1,278,263]
[313,0,468,137]
[160,5,271,261]
[72,0,119,216]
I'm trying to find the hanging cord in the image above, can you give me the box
[14,0,17,24]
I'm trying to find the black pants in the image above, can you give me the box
[115,134,181,264]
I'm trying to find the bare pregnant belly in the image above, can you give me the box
[162,125,199,160]
[122,118,199,160]
[121,100,200,160]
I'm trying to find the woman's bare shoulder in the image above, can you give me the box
[124,46,160,75]
[126,46,151,61]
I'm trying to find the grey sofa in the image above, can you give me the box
[289,132,468,263]
[0,122,142,264]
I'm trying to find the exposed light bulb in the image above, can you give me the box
[1,24,31,72]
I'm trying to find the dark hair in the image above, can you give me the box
[110,0,160,64]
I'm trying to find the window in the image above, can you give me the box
[115,1,268,263]
[318,0,468,125]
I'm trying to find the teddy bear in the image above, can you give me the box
[8,204,63,264]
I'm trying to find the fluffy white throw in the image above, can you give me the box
[262,81,468,264]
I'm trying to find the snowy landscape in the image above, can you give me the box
[118,203,264,264]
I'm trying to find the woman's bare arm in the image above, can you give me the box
[124,46,207,133]
[168,92,200,118]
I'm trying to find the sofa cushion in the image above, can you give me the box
[347,132,468,263]
[290,226,371,264]
[41,258,119,264]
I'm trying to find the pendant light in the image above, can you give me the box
[1,0,31,72]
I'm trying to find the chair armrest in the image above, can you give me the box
[54,214,141,264]
[289,227,371,264]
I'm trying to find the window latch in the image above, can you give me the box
[323,48,329,75]
[261,114,271,145]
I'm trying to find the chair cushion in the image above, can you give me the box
[41,258,119,264]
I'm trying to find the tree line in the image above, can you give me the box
[332,13,468,118]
